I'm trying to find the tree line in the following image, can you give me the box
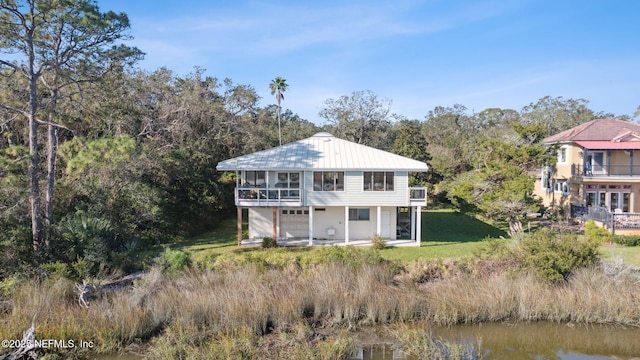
[0,0,632,280]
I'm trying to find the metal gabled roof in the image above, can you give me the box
[216,132,429,172]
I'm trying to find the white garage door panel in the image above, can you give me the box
[280,209,309,238]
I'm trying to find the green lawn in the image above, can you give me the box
[165,209,507,264]
[164,209,640,266]
[380,209,507,262]
[600,243,640,266]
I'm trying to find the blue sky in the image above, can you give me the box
[97,0,640,123]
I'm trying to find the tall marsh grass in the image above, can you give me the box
[2,245,640,358]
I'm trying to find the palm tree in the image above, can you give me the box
[269,77,288,145]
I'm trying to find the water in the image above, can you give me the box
[91,322,640,360]
[355,322,640,360]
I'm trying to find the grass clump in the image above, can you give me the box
[370,234,387,250]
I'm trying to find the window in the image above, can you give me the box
[276,172,300,188]
[313,172,344,191]
[558,147,568,164]
[554,181,569,195]
[278,172,300,198]
[363,172,394,191]
[243,171,265,187]
[349,208,370,221]
[541,167,552,191]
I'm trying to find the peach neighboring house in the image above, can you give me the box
[216,132,429,246]
[534,118,640,234]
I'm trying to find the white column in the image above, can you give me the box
[345,206,350,244]
[376,206,382,236]
[416,206,422,245]
[410,207,416,241]
[308,206,313,246]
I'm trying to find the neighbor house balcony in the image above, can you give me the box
[409,187,427,206]
[572,164,640,178]
[235,187,302,207]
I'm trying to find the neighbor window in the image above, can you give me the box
[363,172,394,191]
[348,208,370,221]
[554,181,569,195]
[541,167,552,191]
[558,147,568,164]
[313,172,344,191]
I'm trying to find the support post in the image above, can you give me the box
[376,206,382,237]
[237,207,242,246]
[410,207,416,241]
[416,205,422,245]
[345,206,350,244]
[272,207,277,242]
[309,206,314,246]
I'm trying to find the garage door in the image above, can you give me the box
[280,208,309,238]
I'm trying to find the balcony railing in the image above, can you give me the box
[577,205,640,233]
[409,187,427,205]
[572,164,640,177]
[236,187,301,206]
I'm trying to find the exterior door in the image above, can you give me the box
[608,192,631,212]
[381,211,391,238]
[610,192,621,212]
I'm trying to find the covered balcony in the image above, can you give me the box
[572,163,640,177]
[235,187,302,207]
[409,187,427,206]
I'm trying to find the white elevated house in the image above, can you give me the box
[216,132,428,246]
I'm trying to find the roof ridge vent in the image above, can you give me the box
[313,132,334,137]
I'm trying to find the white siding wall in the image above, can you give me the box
[312,207,345,240]
[312,206,397,240]
[248,208,273,239]
[304,171,409,207]
[250,206,398,241]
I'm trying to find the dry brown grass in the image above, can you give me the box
[2,255,640,358]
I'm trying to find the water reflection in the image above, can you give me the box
[433,322,640,360]
[78,322,640,360]
[352,344,412,360]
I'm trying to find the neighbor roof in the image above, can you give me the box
[216,132,429,171]
[574,141,640,150]
[543,118,640,143]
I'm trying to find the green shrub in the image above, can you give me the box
[584,220,611,242]
[261,237,278,248]
[55,211,118,277]
[612,235,640,247]
[156,248,192,274]
[41,261,72,281]
[0,274,20,297]
[518,228,600,282]
[370,233,387,250]
[71,256,91,279]
[314,246,386,267]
